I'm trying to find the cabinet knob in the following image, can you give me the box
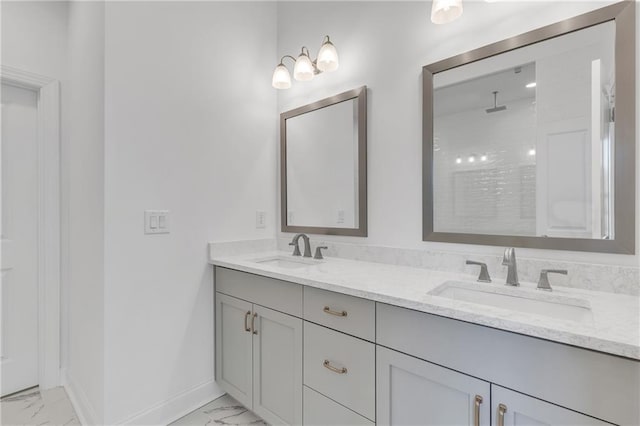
[251,313,258,335]
[323,360,347,374]
[244,311,251,332]
[474,395,483,426]
[323,306,347,317]
[497,403,507,426]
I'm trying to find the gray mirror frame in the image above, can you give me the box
[423,1,635,254]
[281,86,368,237]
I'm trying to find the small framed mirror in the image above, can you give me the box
[281,86,367,236]
[423,1,635,253]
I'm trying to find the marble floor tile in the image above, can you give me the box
[171,394,267,426]
[1,386,80,426]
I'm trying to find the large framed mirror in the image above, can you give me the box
[423,1,635,253]
[281,86,367,236]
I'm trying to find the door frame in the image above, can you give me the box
[1,65,61,390]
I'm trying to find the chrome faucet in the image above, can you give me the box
[289,233,312,258]
[502,248,519,286]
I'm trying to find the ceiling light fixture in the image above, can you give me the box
[272,36,339,89]
[526,82,537,88]
[431,0,463,24]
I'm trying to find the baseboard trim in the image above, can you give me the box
[119,380,223,425]
[62,369,99,426]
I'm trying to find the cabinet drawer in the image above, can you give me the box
[304,287,375,341]
[304,322,375,421]
[303,386,374,426]
[215,267,302,317]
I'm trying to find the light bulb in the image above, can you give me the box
[317,38,339,72]
[468,155,475,163]
[526,82,537,88]
[272,64,291,89]
[293,52,315,81]
[431,0,463,24]
[480,154,487,162]
[528,148,536,156]
[456,157,462,164]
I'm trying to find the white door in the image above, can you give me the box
[377,346,490,426]
[1,83,40,396]
[252,305,302,426]
[215,292,253,408]
[491,385,610,426]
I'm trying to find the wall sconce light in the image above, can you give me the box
[272,35,339,89]
[431,0,463,24]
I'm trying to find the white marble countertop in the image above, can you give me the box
[209,250,640,360]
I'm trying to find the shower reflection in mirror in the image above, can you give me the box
[432,21,616,240]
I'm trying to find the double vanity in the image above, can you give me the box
[213,2,639,425]
[210,243,639,426]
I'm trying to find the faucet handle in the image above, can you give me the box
[289,241,301,257]
[537,269,568,291]
[466,260,491,283]
[314,246,328,260]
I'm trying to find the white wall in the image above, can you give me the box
[276,1,639,268]
[103,2,277,423]
[0,1,68,81]
[65,2,105,423]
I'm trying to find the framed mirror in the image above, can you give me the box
[281,86,367,236]
[423,1,635,253]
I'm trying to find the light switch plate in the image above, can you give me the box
[145,210,170,234]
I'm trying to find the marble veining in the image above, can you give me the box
[171,394,266,426]
[1,387,80,426]
[209,246,640,360]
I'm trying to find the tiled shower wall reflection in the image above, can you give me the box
[433,96,537,236]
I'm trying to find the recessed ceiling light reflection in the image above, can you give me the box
[528,148,536,156]
[480,154,488,161]
[456,157,462,164]
[526,82,537,88]
[468,155,475,163]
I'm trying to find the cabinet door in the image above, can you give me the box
[491,385,611,426]
[377,346,490,426]
[215,293,253,408]
[252,305,303,425]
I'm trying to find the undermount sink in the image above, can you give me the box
[251,255,322,270]
[429,281,593,322]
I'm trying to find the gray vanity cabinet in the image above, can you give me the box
[377,303,638,426]
[215,293,253,407]
[215,268,304,426]
[251,304,303,425]
[377,346,490,426]
[491,386,610,426]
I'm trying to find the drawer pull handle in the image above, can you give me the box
[251,313,258,335]
[323,360,347,374]
[244,311,251,332]
[497,403,507,426]
[473,395,482,426]
[323,306,348,317]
